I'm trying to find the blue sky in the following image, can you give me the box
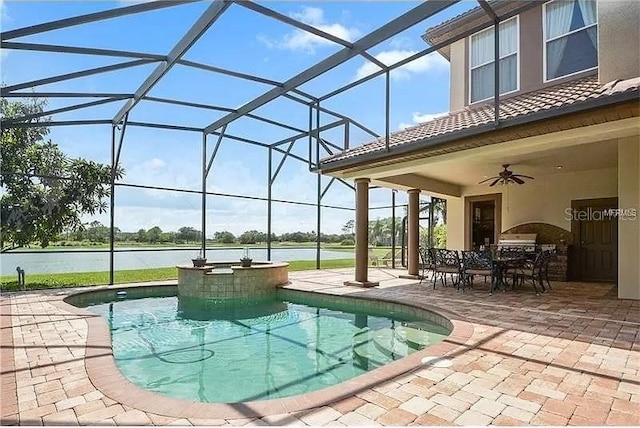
[1,0,476,235]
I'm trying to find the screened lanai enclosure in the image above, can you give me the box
[1,0,519,285]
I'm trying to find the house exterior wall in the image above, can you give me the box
[449,39,466,112]
[519,6,543,94]
[445,166,618,250]
[598,1,640,83]
[447,2,604,109]
[617,135,640,299]
[445,197,465,251]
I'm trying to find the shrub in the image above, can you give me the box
[340,238,354,246]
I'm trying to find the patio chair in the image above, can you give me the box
[433,248,462,289]
[499,246,526,288]
[514,251,546,295]
[461,250,492,290]
[381,249,402,267]
[419,247,436,288]
[368,248,379,266]
[541,249,556,290]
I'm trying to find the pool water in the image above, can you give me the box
[85,292,449,403]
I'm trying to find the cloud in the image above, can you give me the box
[258,6,360,54]
[354,50,448,82]
[144,158,166,170]
[123,156,199,200]
[398,111,448,130]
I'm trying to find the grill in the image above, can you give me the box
[498,233,537,253]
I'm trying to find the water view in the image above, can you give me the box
[0,248,353,275]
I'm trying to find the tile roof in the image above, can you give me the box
[320,75,640,167]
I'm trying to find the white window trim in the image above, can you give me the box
[542,0,599,83]
[468,15,520,105]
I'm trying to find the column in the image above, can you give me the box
[618,136,640,300]
[345,178,379,287]
[407,188,420,277]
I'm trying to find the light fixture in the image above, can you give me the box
[556,165,563,170]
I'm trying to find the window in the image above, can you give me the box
[469,17,519,104]
[544,0,598,81]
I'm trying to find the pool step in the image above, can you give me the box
[395,324,438,349]
[372,325,435,360]
[352,328,390,370]
[372,328,410,359]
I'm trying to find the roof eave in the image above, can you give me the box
[317,90,640,174]
[422,1,538,52]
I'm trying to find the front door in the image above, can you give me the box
[572,198,618,282]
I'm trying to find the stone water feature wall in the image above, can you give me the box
[177,262,289,300]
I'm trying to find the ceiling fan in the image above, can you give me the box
[478,164,534,186]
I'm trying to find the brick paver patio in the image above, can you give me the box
[1,268,639,425]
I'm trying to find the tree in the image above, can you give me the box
[434,224,447,249]
[135,229,147,242]
[85,221,110,243]
[1,98,122,251]
[214,231,235,244]
[146,226,163,243]
[342,219,355,235]
[238,230,265,244]
[176,226,201,243]
[160,232,175,243]
[369,218,384,245]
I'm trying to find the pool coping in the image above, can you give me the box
[54,283,474,419]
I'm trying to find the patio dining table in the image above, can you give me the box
[490,255,525,295]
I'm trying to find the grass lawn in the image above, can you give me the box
[0,259,357,292]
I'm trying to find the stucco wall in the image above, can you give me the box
[446,166,618,250]
[446,2,606,109]
[617,136,640,299]
[445,197,465,251]
[598,1,640,83]
[519,5,543,93]
[449,39,466,112]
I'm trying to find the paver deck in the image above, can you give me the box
[1,268,639,426]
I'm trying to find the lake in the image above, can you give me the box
[0,247,354,275]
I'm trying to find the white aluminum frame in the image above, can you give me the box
[468,15,520,105]
[542,0,599,83]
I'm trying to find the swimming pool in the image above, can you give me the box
[74,288,450,404]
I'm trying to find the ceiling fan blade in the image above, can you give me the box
[512,174,534,180]
[489,178,502,187]
[511,176,525,185]
[478,176,499,184]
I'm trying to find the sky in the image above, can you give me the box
[1,0,476,236]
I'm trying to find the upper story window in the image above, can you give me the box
[544,0,598,81]
[469,17,519,104]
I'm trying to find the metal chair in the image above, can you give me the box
[461,250,492,289]
[541,249,556,290]
[419,246,436,288]
[433,248,462,289]
[515,251,547,295]
[499,246,526,288]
